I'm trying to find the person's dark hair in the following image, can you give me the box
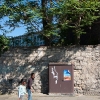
[31,73,34,77]
[19,79,26,84]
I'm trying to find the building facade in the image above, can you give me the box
[8,33,45,47]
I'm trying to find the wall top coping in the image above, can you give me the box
[49,63,73,66]
[8,45,100,49]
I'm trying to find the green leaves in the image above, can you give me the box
[46,0,100,45]
[0,35,9,55]
[0,0,100,45]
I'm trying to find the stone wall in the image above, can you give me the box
[0,45,100,95]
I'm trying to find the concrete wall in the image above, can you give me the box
[0,45,100,95]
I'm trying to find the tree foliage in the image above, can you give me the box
[0,0,100,45]
[49,0,100,45]
[0,35,9,55]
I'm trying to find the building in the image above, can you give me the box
[8,32,45,47]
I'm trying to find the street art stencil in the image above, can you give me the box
[51,66,58,84]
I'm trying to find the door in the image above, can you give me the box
[49,63,74,94]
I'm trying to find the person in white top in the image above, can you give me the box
[18,79,27,100]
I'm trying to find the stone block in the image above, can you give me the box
[80,62,87,66]
[42,57,47,61]
[95,53,100,56]
[81,52,86,56]
[75,57,84,60]
[77,80,81,85]
[75,52,80,56]
[38,47,47,50]
[74,77,79,82]
[86,52,92,56]
[75,66,82,70]
[85,47,92,51]
[46,50,51,55]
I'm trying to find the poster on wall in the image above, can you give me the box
[63,70,71,81]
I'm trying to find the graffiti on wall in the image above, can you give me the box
[51,66,58,84]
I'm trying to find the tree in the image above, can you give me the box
[0,0,100,45]
[0,35,9,55]
[49,0,100,45]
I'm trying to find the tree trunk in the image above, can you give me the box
[41,0,49,46]
[41,0,53,46]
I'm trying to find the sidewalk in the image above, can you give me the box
[0,93,100,100]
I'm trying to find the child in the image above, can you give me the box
[18,79,27,100]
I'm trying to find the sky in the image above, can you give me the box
[0,0,58,37]
[0,16,27,37]
[0,17,42,37]
[0,0,42,37]
[0,27,26,37]
[0,0,57,37]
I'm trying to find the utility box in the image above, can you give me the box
[49,63,74,94]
